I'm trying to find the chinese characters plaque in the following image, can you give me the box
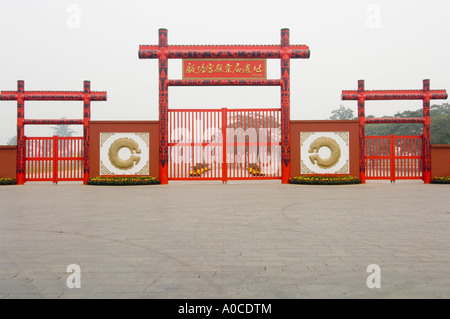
[183,59,267,80]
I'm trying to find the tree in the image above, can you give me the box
[430,103,450,144]
[365,108,423,137]
[331,103,450,144]
[7,135,17,145]
[52,117,76,137]
[431,103,450,116]
[330,105,356,120]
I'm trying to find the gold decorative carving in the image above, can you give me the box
[336,132,349,146]
[300,132,314,146]
[100,161,114,175]
[108,138,141,170]
[135,133,149,147]
[309,137,341,169]
[136,161,149,175]
[301,160,314,174]
[337,160,349,174]
[100,133,115,147]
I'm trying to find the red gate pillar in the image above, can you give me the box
[423,79,431,184]
[83,81,91,185]
[358,80,366,183]
[280,29,291,184]
[16,80,25,185]
[159,28,169,184]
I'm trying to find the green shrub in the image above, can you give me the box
[289,175,361,185]
[430,176,450,184]
[87,176,160,186]
[0,178,17,185]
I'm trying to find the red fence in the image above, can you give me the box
[24,136,84,183]
[365,135,423,182]
[168,108,281,182]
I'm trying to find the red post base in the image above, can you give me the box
[423,171,431,184]
[16,173,24,185]
[159,164,168,184]
[281,163,290,184]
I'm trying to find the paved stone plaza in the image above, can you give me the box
[0,181,449,299]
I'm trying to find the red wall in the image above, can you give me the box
[5,120,447,182]
[431,145,450,178]
[290,120,360,178]
[89,121,160,178]
[0,146,16,179]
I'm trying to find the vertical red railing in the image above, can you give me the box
[24,137,53,182]
[167,108,281,182]
[53,136,58,183]
[24,136,84,183]
[365,135,423,182]
[390,135,396,182]
[221,108,228,182]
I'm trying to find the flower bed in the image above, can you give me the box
[190,163,210,177]
[247,164,265,177]
[289,175,361,185]
[431,176,450,184]
[0,178,17,185]
[87,176,160,186]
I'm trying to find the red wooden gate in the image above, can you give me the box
[24,136,84,183]
[365,135,423,182]
[139,28,311,184]
[342,79,447,183]
[168,108,281,182]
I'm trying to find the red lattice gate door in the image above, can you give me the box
[24,136,84,183]
[168,108,281,182]
[365,135,423,182]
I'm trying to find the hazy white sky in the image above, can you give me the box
[0,0,449,143]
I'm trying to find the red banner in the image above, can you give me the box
[183,59,266,80]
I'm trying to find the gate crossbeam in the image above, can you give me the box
[365,118,424,124]
[168,79,282,86]
[139,44,310,60]
[23,119,85,125]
